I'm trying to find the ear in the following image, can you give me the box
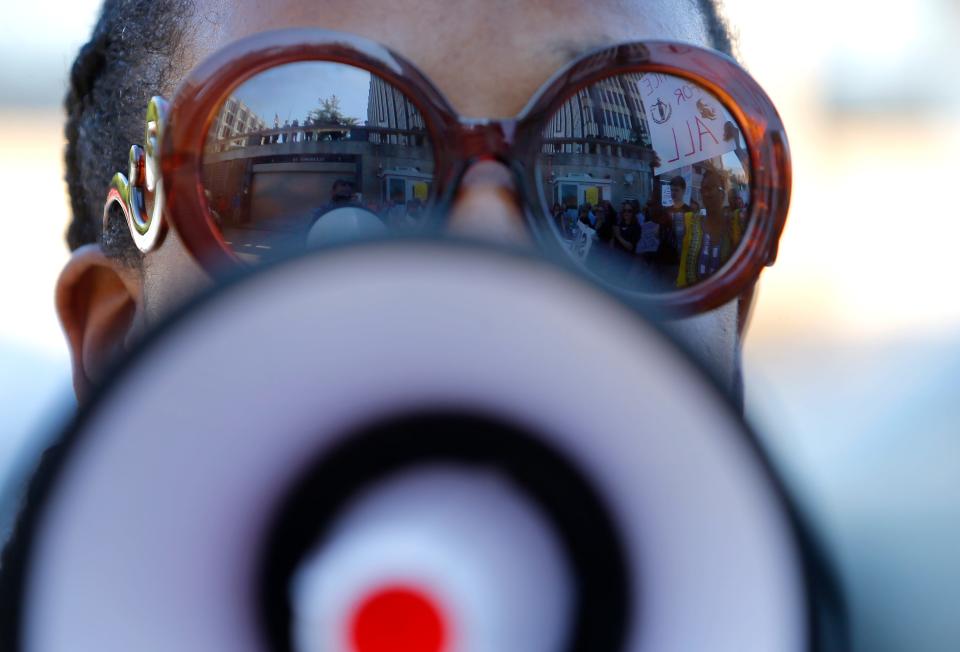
[56,244,144,402]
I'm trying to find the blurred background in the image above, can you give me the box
[0,0,957,650]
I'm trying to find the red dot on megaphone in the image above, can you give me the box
[350,585,447,652]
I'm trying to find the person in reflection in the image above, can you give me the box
[594,201,616,245]
[727,188,746,246]
[204,189,223,226]
[640,197,679,285]
[561,198,579,240]
[613,201,641,256]
[405,198,425,227]
[550,202,564,234]
[676,167,736,289]
[578,204,596,228]
[385,192,408,229]
[635,202,661,260]
[584,200,617,271]
[57,0,754,407]
[667,175,692,258]
[311,178,358,224]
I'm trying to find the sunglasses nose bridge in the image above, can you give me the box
[456,119,519,165]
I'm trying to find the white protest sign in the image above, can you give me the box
[568,221,596,262]
[639,73,736,176]
[661,183,673,206]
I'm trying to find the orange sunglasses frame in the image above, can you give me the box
[108,28,790,315]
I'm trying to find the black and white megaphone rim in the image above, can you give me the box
[258,411,631,652]
[0,237,842,651]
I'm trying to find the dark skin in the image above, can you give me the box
[56,0,753,401]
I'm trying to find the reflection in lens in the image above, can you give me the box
[306,205,388,247]
[537,73,751,292]
[202,62,435,264]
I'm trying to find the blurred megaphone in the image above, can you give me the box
[0,239,844,651]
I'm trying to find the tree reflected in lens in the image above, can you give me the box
[537,73,751,292]
[202,62,435,263]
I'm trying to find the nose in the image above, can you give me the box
[445,160,530,245]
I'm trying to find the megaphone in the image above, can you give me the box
[0,239,844,651]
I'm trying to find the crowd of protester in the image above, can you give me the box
[551,170,747,288]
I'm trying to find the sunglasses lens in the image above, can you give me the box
[202,62,435,263]
[536,73,752,293]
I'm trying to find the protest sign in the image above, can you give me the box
[568,221,596,262]
[640,73,736,176]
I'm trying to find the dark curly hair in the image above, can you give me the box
[63,0,733,265]
[64,0,193,267]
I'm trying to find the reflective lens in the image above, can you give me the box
[202,61,435,263]
[537,72,752,292]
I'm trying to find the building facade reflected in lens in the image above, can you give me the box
[202,62,435,263]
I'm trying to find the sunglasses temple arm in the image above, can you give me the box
[101,96,171,254]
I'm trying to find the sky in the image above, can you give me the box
[1,2,958,648]
[232,61,372,127]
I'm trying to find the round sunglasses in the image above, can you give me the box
[105,28,790,315]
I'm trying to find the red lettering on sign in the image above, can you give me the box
[684,120,696,157]
[668,127,681,163]
[695,116,720,149]
[642,73,665,97]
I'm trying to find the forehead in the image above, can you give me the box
[188,0,710,116]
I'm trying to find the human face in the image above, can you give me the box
[60,0,751,401]
[670,183,686,204]
[701,172,726,214]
